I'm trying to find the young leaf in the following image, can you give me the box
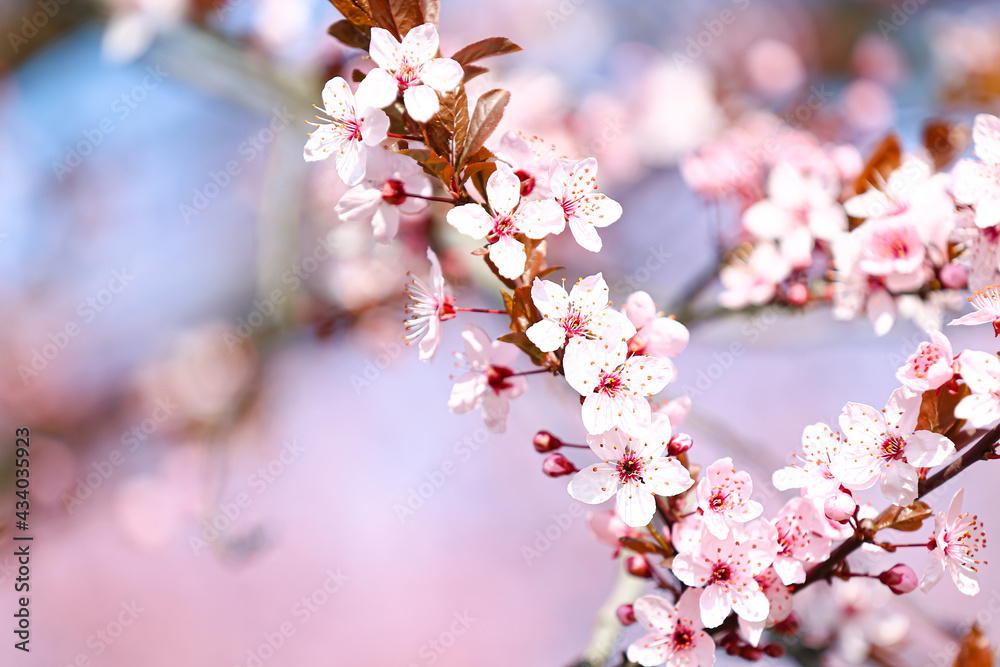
[420,0,439,27]
[329,20,371,50]
[389,0,425,37]
[328,0,373,29]
[462,89,510,164]
[497,332,548,367]
[953,624,993,667]
[463,64,489,83]
[877,500,933,533]
[366,0,401,38]
[451,37,522,65]
[923,119,968,171]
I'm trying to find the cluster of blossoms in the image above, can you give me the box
[304,3,998,664]
[684,112,1000,336]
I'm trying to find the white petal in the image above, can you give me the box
[525,319,566,352]
[419,57,464,92]
[368,27,401,70]
[446,204,493,239]
[904,431,955,468]
[355,68,398,110]
[518,199,566,238]
[487,163,522,216]
[402,85,440,123]
[488,235,527,279]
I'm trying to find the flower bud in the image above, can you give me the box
[533,431,563,453]
[380,179,407,205]
[940,262,969,290]
[740,645,763,661]
[626,555,651,578]
[616,604,635,625]
[878,563,918,594]
[786,282,809,305]
[824,491,856,523]
[668,433,693,457]
[542,453,576,477]
[763,644,785,658]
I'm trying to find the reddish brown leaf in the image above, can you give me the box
[462,64,489,83]
[388,0,424,37]
[876,500,933,533]
[328,0,372,29]
[924,119,969,171]
[619,537,671,557]
[916,389,940,434]
[462,88,510,165]
[419,0,439,26]
[329,20,371,50]
[451,37,522,65]
[954,625,993,667]
[854,133,902,197]
[497,332,547,367]
[366,0,400,38]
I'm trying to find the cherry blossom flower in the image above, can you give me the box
[568,419,693,527]
[737,566,792,648]
[696,457,763,538]
[920,489,987,596]
[623,292,690,372]
[586,509,641,557]
[563,324,674,435]
[359,24,464,123]
[447,325,526,433]
[404,248,454,361]
[952,114,1000,229]
[335,150,431,243]
[949,285,1000,335]
[854,219,927,293]
[525,273,635,353]
[772,422,844,501]
[446,163,565,279]
[627,590,716,667]
[769,498,832,586]
[492,131,558,199]
[741,161,847,268]
[835,388,955,505]
[954,350,1000,428]
[718,242,791,310]
[895,330,955,393]
[304,77,390,185]
[671,529,773,628]
[549,158,623,252]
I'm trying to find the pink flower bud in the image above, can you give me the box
[787,283,809,305]
[940,263,969,290]
[764,644,785,658]
[380,179,407,205]
[533,431,563,453]
[542,453,576,477]
[824,492,856,523]
[626,555,651,578]
[616,604,635,625]
[740,645,764,661]
[667,433,693,456]
[878,563,918,594]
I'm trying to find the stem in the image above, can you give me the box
[387,132,422,141]
[509,368,551,377]
[403,191,459,204]
[453,307,507,314]
[647,524,675,557]
[558,442,592,449]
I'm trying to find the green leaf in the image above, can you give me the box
[462,89,510,165]
[451,37,522,65]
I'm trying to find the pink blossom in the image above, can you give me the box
[586,509,641,557]
[671,529,773,628]
[447,325,526,433]
[952,114,1000,229]
[895,330,955,393]
[737,566,792,647]
[627,590,716,667]
[404,248,454,361]
[563,324,675,435]
[623,292,690,369]
[492,131,558,199]
[770,497,832,586]
[772,422,844,501]
[335,149,431,243]
[568,421,693,527]
[525,273,635,353]
[856,220,926,291]
[835,388,955,505]
[359,24,464,123]
[949,285,1000,335]
[549,158,623,252]
[718,242,791,310]
[696,457,763,539]
[955,350,1000,428]
[446,163,564,279]
[304,77,389,185]
[920,489,987,596]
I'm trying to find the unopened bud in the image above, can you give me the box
[824,491,856,523]
[542,453,576,477]
[740,645,764,661]
[940,262,968,290]
[380,179,407,205]
[878,563,918,594]
[668,433,693,456]
[763,644,785,658]
[786,282,809,306]
[534,431,563,453]
[616,604,635,625]
[626,555,651,578]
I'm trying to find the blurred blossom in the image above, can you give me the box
[841,80,896,136]
[745,39,806,100]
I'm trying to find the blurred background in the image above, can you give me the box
[2,0,1000,665]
